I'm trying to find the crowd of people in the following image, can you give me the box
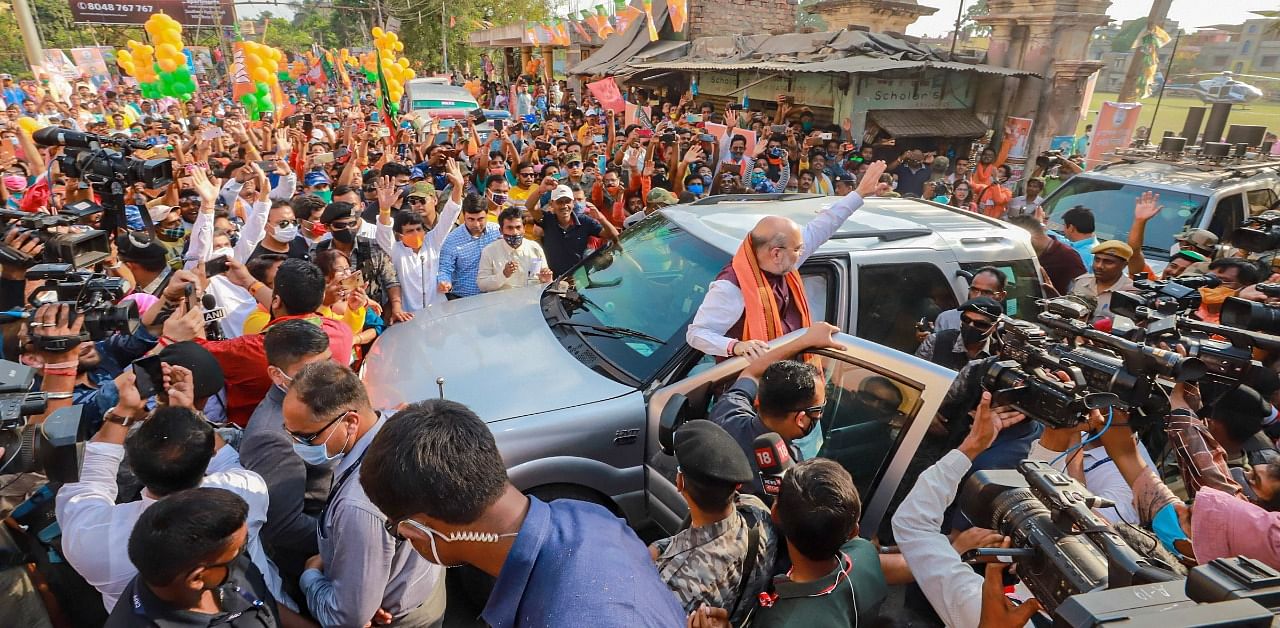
[0,62,1277,628]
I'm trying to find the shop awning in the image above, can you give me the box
[868,109,989,138]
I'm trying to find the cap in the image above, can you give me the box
[148,204,176,223]
[1205,383,1270,424]
[647,187,678,207]
[304,171,331,187]
[320,201,357,224]
[959,296,1003,319]
[1173,249,1210,264]
[1091,240,1134,261]
[1175,229,1219,250]
[156,341,225,400]
[117,232,169,266]
[406,181,434,199]
[673,420,754,484]
[550,185,575,202]
[834,173,856,185]
[409,167,426,180]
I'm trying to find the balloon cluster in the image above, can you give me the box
[146,14,197,100]
[116,40,158,84]
[239,41,284,119]
[370,27,415,117]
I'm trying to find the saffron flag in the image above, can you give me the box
[614,0,642,35]
[1131,24,1172,99]
[669,0,688,32]
[642,0,658,42]
[587,77,626,113]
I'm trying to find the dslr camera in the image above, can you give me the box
[25,263,138,349]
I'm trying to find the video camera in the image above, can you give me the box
[962,462,1280,626]
[24,263,138,349]
[0,200,111,268]
[1222,289,1280,335]
[31,128,173,234]
[1232,211,1280,253]
[1036,149,1065,170]
[984,305,1205,428]
[0,358,86,485]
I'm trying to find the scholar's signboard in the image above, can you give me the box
[855,75,974,110]
[68,0,236,26]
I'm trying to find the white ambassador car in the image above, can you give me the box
[362,193,1045,538]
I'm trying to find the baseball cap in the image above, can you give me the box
[647,187,678,207]
[1091,240,1134,261]
[304,171,331,187]
[1175,229,1219,250]
[406,182,434,199]
[148,204,177,223]
[959,296,1003,319]
[550,185,575,202]
[409,167,426,180]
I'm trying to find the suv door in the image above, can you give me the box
[1206,192,1245,241]
[851,253,961,354]
[642,330,956,537]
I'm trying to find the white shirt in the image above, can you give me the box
[934,308,961,332]
[55,441,290,612]
[1027,437,1156,525]
[375,199,462,312]
[1007,194,1045,218]
[477,238,549,292]
[686,191,867,356]
[891,450,996,628]
[206,274,259,339]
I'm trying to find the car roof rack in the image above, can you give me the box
[689,193,823,205]
[830,228,933,242]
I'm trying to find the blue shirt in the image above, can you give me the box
[1050,232,1098,269]
[438,223,500,298]
[481,496,684,628]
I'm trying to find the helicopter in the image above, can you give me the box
[1164,71,1275,104]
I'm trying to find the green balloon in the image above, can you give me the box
[174,67,191,81]
[277,71,290,82]
[179,92,192,102]
[240,93,257,109]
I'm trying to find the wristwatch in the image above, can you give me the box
[103,407,141,427]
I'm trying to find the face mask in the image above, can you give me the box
[490,193,508,206]
[960,322,992,344]
[1151,502,1190,559]
[212,246,235,259]
[731,149,744,160]
[701,174,712,186]
[687,183,704,195]
[504,233,524,248]
[332,228,356,244]
[291,423,349,466]
[402,232,425,249]
[160,225,186,240]
[3,175,26,191]
[793,414,824,460]
[315,190,333,203]
[271,224,299,243]
[801,121,814,132]
[227,232,240,247]
[310,223,328,238]
[1200,285,1236,307]
[750,171,767,188]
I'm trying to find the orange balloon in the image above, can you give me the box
[16,117,40,135]
[158,57,178,72]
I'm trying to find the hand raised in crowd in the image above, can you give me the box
[161,296,206,343]
[1133,190,1162,222]
[856,160,890,197]
[683,144,705,164]
[188,163,220,208]
[958,392,1026,460]
[375,175,399,212]
[443,157,464,188]
[110,370,148,420]
[160,362,196,409]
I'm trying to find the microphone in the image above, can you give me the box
[752,432,794,497]
[201,293,226,341]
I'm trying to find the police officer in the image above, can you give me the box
[650,420,778,625]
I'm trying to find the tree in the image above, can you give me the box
[1110,19,1147,52]
[960,0,989,38]
[390,0,553,74]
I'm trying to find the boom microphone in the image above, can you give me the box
[752,432,794,496]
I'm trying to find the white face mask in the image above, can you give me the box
[212,246,234,259]
[272,224,299,244]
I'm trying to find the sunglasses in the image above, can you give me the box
[795,404,824,420]
[330,220,358,231]
[961,316,995,332]
[286,409,350,444]
[274,219,298,229]
[518,171,537,178]
[409,197,428,204]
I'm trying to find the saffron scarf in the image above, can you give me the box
[730,236,811,342]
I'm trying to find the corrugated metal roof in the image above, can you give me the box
[868,109,989,138]
[567,1,670,75]
[632,56,1035,77]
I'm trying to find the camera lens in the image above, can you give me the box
[1221,296,1280,334]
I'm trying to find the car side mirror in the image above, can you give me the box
[658,393,691,456]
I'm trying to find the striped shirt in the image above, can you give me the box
[438,223,501,298]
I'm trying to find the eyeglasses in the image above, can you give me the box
[274,219,298,229]
[330,220,357,231]
[795,404,824,420]
[969,287,1001,298]
[285,409,350,445]
[518,171,537,178]
[961,316,995,332]
[409,197,428,204]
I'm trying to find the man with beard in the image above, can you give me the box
[688,161,887,359]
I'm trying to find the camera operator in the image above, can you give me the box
[892,392,1032,627]
[1163,381,1280,505]
[1194,257,1261,324]
[54,364,296,617]
[916,297,1001,371]
[1068,240,1136,321]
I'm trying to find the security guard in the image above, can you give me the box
[650,420,778,625]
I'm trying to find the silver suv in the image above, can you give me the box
[1043,160,1280,271]
[362,193,1044,538]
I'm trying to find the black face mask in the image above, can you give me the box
[652,174,669,189]
[960,322,992,344]
[332,228,356,244]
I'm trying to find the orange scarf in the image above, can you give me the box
[730,236,811,342]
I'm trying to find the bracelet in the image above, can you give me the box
[249,281,266,295]
[43,360,79,370]
[42,367,77,377]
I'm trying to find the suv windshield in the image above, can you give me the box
[545,216,729,384]
[1042,176,1209,260]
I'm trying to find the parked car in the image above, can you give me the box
[362,193,1045,538]
[1042,159,1280,272]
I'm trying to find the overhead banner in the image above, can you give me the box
[1086,101,1142,169]
[70,47,113,90]
[68,0,236,26]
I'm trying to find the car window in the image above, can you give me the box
[1042,177,1209,258]
[1208,193,1245,240]
[1248,188,1278,215]
[856,263,957,354]
[802,262,841,324]
[812,353,926,504]
[960,260,1043,321]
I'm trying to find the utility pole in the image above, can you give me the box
[12,0,44,72]
[441,4,448,74]
[1118,0,1174,102]
[948,0,966,59]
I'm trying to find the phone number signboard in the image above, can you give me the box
[69,0,236,26]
